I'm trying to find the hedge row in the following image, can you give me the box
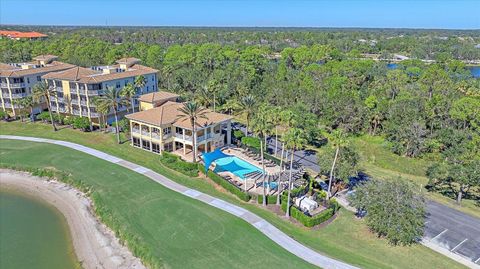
[280,190,339,227]
[204,168,251,202]
[256,194,278,205]
[1,164,161,268]
[159,152,199,177]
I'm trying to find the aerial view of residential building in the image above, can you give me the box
[127,92,232,157]
[0,55,74,116]
[42,57,158,126]
[0,1,479,269]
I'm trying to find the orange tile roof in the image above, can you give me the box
[0,30,47,39]
[126,101,232,129]
[138,91,179,103]
[0,61,75,77]
[42,64,158,83]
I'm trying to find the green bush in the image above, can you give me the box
[37,111,51,122]
[0,110,9,120]
[257,194,278,205]
[63,116,75,126]
[241,136,261,149]
[159,152,199,177]
[233,130,245,140]
[73,117,91,131]
[53,113,65,124]
[205,169,251,202]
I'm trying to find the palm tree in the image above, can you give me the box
[283,128,306,218]
[240,94,256,136]
[121,83,136,113]
[12,98,25,122]
[134,75,146,94]
[268,107,282,157]
[96,86,126,144]
[176,102,208,163]
[326,129,348,199]
[20,96,36,122]
[33,81,57,131]
[251,109,273,206]
[93,97,109,133]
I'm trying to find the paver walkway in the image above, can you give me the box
[0,135,358,269]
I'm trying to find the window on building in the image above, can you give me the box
[133,137,140,147]
[116,82,121,88]
[163,127,171,135]
[26,77,30,83]
[142,140,151,150]
[152,143,160,154]
[37,76,41,81]
[164,142,173,152]
[175,127,183,135]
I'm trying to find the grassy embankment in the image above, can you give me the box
[351,135,480,219]
[0,121,467,269]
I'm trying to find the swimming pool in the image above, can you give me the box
[214,156,263,179]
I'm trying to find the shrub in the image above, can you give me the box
[0,110,9,121]
[205,169,251,202]
[73,117,91,131]
[37,111,51,122]
[63,116,75,126]
[256,194,277,205]
[53,113,66,124]
[233,130,245,140]
[241,136,261,149]
[159,152,199,177]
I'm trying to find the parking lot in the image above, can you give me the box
[424,201,480,265]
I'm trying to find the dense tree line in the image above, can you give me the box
[3,26,480,60]
[1,28,479,203]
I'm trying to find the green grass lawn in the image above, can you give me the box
[0,139,315,269]
[0,121,467,269]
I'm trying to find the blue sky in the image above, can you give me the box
[1,0,479,29]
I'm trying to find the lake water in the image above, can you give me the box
[386,63,480,78]
[0,191,79,269]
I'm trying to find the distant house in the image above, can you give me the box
[126,94,232,157]
[0,30,48,40]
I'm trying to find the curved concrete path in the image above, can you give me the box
[0,135,358,269]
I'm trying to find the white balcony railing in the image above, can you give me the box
[13,93,28,98]
[89,112,100,117]
[0,83,7,88]
[132,128,140,134]
[152,133,160,140]
[141,130,150,136]
[9,83,26,88]
[1,93,10,98]
[163,133,171,139]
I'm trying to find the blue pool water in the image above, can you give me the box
[214,156,262,179]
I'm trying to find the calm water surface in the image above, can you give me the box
[0,190,79,269]
[387,62,480,78]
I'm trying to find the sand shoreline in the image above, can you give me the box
[0,169,146,269]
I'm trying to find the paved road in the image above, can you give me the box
[0,135,358,269]
[425,201,480,266]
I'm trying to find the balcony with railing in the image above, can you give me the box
[10,92,28,98]
[9,83,26,88]
[89,112,100,117]
[132,128,140,134]
[152,133,160,140]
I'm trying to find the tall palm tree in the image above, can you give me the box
[121,83,136,113]
[283,128,306,218]
[268,107,282,157]
[326,129,348,199]
[134,75,146,94]
[240,94,256,136]
[176,102,208,163]
[93,97,109,133]
[96,86,126,144]
[251,108,273,206]
[33,81,57,131]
